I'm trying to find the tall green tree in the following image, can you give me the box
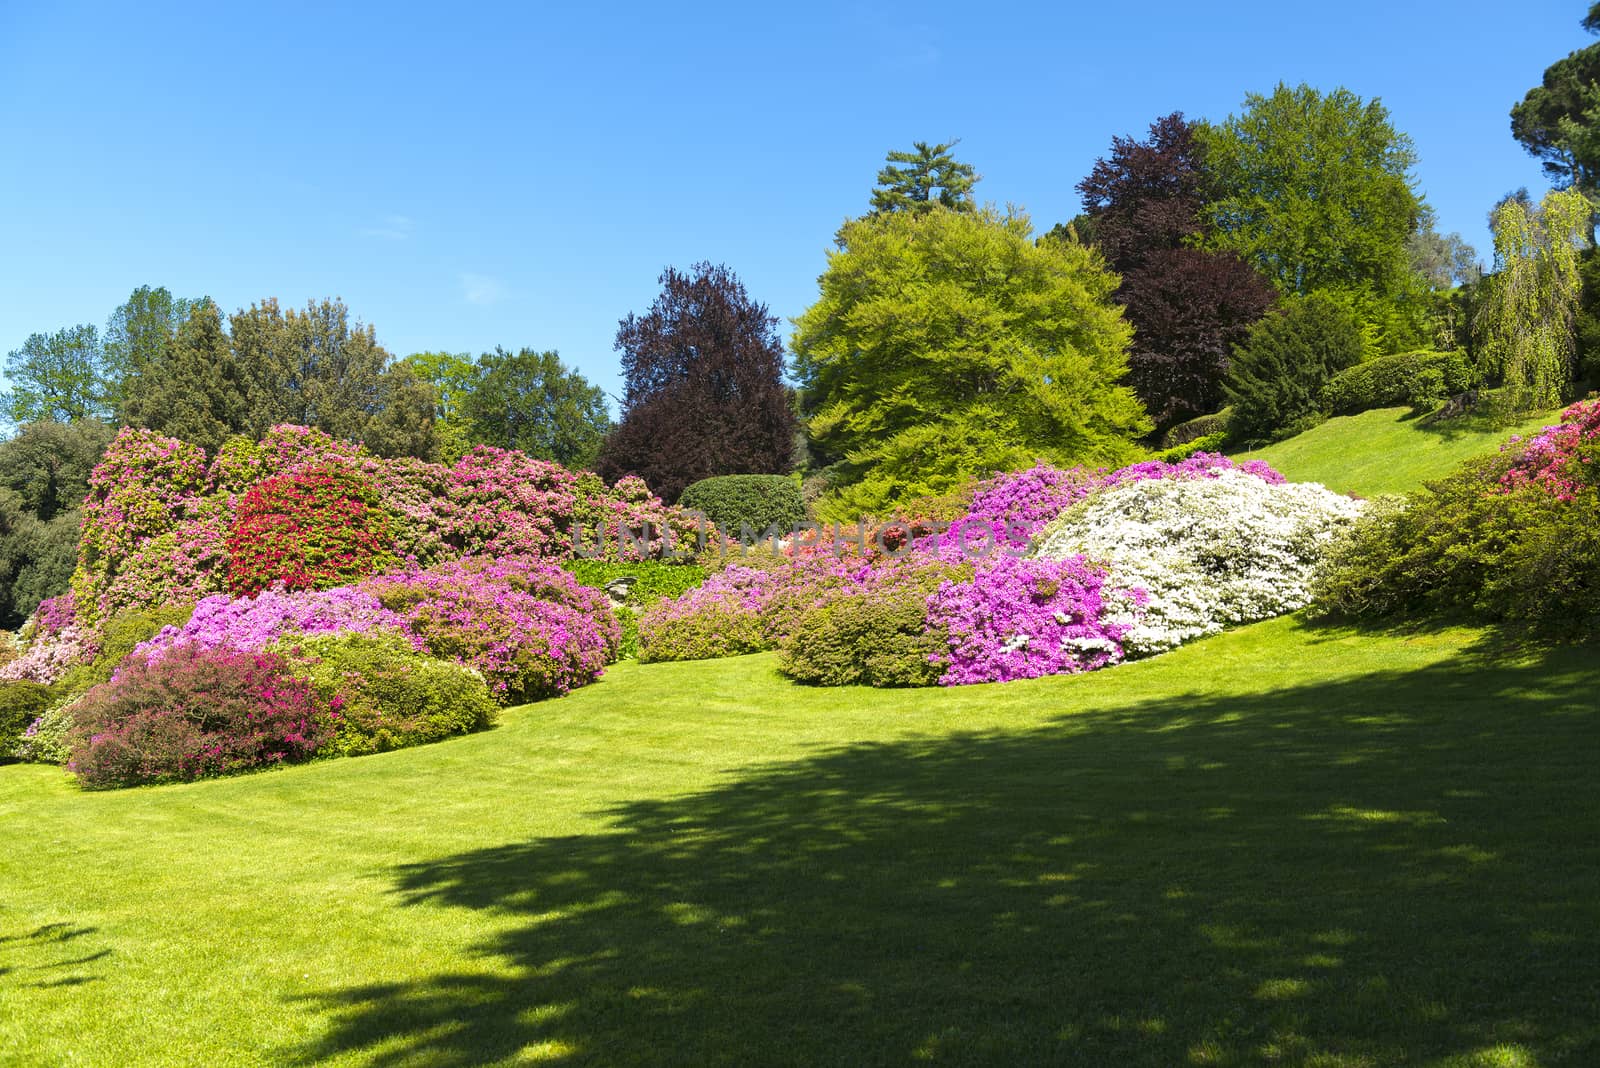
[1199,84,1425,339]
[3,324,107,425]
[1476,186,1591,408]
[120,300,248,454]
[103,285,196,418]
[1224,292,1366,443]
[1511,4,1600,191]
[869,140,978,215]
[793,207,1149,517]
[362,363,440,460]
[461,347,610,469]
[403,351,478,459]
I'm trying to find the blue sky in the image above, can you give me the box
[0,0,1587,410]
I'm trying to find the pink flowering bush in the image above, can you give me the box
[636,565,782,662]
[1498,399,1600,502]
[361,557,619,702]
[1,595,99,685]
[129,587,415,664]
[68,643,330,788]
[97,497,232,618]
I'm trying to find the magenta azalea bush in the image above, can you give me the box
[361,557,620,702]
[129,587,416,664]
[69,643,330,789]
[1498,398,1600,502]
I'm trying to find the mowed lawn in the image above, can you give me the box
[1,616,1596,1066]
[1235,406,1563,496]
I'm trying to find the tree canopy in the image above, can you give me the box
[596,263,796,501]
[793,206,1149,517]
[869,140,978,215]
[4,324,107,425]
[1511,6,1600,191]
[460,347,611,469]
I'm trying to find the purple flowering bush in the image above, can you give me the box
[129,587,416,664]
[361,557,619,702]
[68,643,330,789]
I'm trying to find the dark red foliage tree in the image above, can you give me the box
[1076,113,1276,428]
[596,263,796,502]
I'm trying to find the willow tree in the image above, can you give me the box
[1477,186,1591,409]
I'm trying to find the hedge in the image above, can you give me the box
[1160,408,1232,449]
[678,475,806,536]
[1320,351,1475,416]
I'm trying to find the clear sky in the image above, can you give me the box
[0,0,1587,410]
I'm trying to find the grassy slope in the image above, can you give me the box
[2,617,1596,1067]
[1233,406,1562,496]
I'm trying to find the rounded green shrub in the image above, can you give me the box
[679,475,806,537]
[0,680,54,761]
[560,560,707,659]
[275,631,498,757]
[1319,351,1475,415]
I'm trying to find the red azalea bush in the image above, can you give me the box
[227,465,395,596]
[69,643,330,788]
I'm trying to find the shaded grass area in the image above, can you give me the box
[1234,406,1561,496]
[1,617,1596,1066]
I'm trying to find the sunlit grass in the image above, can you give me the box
[1,616,1595,1065]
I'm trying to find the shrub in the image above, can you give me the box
[0,680,54,760]
[69,643,329,788]
[1314,406,1600,633]
[1159,408,1233,449]
[129,588,413,664]
[1153,432,1229,463]
[274,631,497,757]
[679,475,806,537]
[637,565,777,662]
[560,560,707,659]
[1036,470,1364,655]
[227,465,395,595]
[12,698,75,764]
[778,564,956,687]
[1319,350,1475,415]
[361,557,618,701]
[1225,292,1366,442]
[53,603,197,696]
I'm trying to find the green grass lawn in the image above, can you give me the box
[1233,406,1563,496]
[2,617,1596,1066]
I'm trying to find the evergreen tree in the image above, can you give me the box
[3,324,107,425]
[104,285,195,419]
[120,301,248,454]
[1224,292,1365,442]
[869,140,978,215]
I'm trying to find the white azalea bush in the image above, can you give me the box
[1033,469,1364,656]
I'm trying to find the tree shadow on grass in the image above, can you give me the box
[0,923,109,989]
[288,645,1600,1067]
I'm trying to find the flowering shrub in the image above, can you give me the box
[69,643,330,788]
[97,497,232,618]
[362,557,618,701]
[1036,470,1363,655]
[273,631,497,756]
[12,698,76,764]
[636,565,778,662]
[0,622,98,685]
[0,680,55,760]
[209,425,367,493]
[130,588,413,664]
[1498,398,1600,502]
[927,555,1137,684]
[228,465,394,595]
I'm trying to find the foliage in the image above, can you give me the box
[53,603,196,696]
[68,643,329,789]
[793,206,1149,517]
[559,559,707,659]
[1036,470,1364,655]
[0,679,54,760]
[1076,113,1276,427]
[459,347,610,469]
[0,418,114,520]
[102,285,198,417]
[1225,292,1367,441]
[1407,217,1481,291]
[1315,403,1600,633]
[1199,83,1425,329]
[678,475,806,536]
[116,297,248,454]
[361,557,618,702]
[128,587,412,664]
[1511,8,1600,189]
[636,565,777,662]
[3,323,107,424]
[274,631,497,757]
[402,351,477,460]
[1476,186,1590,409]
[1160,409,1232,449]
[777,561,963,687]
[361,362,439,462]
[1319,351,1475,415]
[227,465,394,595]
[869,139,977,215]
[597,262,796,502]
[10,697,75,764]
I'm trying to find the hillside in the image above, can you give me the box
[3,616,1596,1066]
[1233,405,1563,496]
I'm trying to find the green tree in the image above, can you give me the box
[363,363,440,460]
[793,206,1149,517]
[120,301,248,454]
[229,297,395,442]
[462,347,611,469]
[103,285,196,418]
[1476,186,1591,408]
[869,140,978,215]
[1224,292,1366,443]
[403,351,477,459]
[1511,5,1600,191]
[1200,84,1425,332]
[3,324,107,425]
